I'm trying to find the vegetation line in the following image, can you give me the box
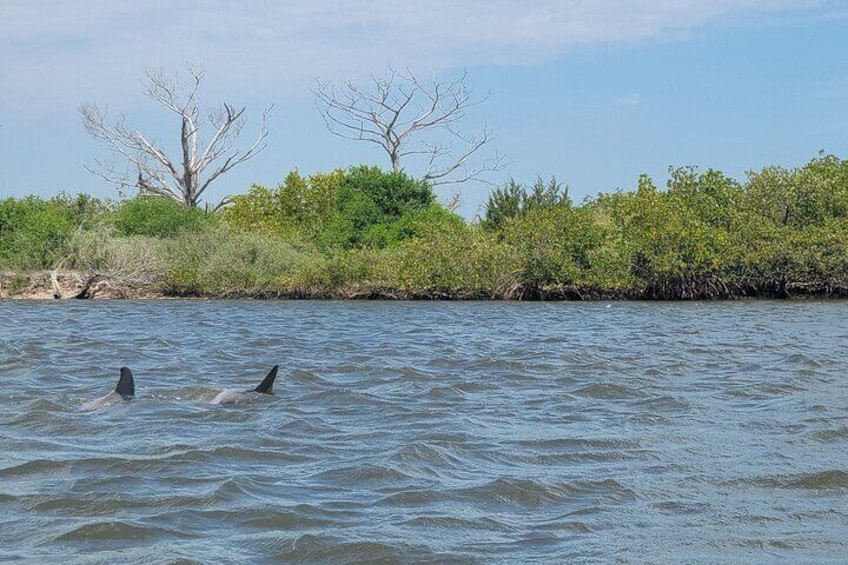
[3,155,848,301]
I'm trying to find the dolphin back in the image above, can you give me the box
[253,365,279,395]
[115,367,135,400]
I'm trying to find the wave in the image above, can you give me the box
[744,470,848,491]
[572,383,643,400]
[55,520,189,543]
[265,534,475,564]
[453,477,635,509]
[309,463,413,485]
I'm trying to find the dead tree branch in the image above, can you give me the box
[81,65,271,208]
[312,67,504,186]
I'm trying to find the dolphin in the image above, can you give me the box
[210,365,279,405]
[81,367,135,410]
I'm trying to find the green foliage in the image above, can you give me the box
[592,171,738,296]
[501,203,582,288]
[387,203,467,243]
[482,176,569,231]
[329,185,383,248]
[342,165,434,217]
[481,178,522,231]
[0,194,111,270]
[744,153,848,229]
[113,196,217,238]
[221,165,437,250]
[222,170,345,242]
[330,165,435,248]
[501,200,632,294]
[289,248,399,296]
[666,166,743,230]
[6,153,848,300]
[395,222,520,297]
[66,226,167,286]
[159,225,349,297]
[219,183,283,233]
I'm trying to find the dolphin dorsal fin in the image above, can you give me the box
[253,365,279,395]
[115,367,135,400]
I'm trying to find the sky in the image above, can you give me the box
[1,0,847,218]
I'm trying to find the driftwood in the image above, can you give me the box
[45,269,101,299]
[50,270,62,299]
[0,270,155,300]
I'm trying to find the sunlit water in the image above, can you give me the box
[1,300,847,564]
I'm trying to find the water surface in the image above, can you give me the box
[1,300,847,563]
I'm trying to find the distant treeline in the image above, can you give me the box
[3,155,848,300]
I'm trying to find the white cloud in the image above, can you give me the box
[0,0,829,111]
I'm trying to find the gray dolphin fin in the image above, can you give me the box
[115,367,135,400]
[253,365,279,395]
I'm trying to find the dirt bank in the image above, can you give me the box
[0,271,161,300]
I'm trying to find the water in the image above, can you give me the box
[1,300,847,564]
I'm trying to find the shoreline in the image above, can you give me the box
[0,271,161,300]
[3,270,847,301]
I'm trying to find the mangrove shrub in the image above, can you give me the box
[113,196,217,238]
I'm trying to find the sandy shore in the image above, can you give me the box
[0,271,160,300]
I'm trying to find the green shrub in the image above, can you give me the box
[7,151,848,301]
[501,203,607,291]
[220,183,284,234]
[396,223,520,297]
[0,196,75,269]
[160,226,322,297]
[221,171,345,243]
[223,167,436,250]
[66,227,167,287]
[340,165,434,218]
[387,204,466,243]
[326,165,436,249]
[287,247,397,296]
[482,176,569,232]
[113,197,216,238]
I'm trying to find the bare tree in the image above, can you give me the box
[81,66,271,209]
[312,67,504,186]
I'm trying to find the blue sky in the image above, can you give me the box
[1,1,846,218]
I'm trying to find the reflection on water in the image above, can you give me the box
[1,300,847,563]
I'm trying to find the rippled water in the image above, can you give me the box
[1,300,847,563]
